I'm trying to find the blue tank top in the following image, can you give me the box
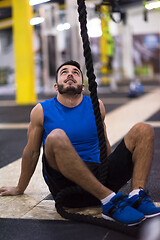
[40,96,100,163]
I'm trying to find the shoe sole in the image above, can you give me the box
[145,212,160,218]
[102,213,145,226]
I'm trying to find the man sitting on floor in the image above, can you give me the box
[0,60,160,226]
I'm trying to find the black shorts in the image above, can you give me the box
[42,139,133,207]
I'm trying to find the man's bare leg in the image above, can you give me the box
[124,122,154,191]
[45,129,112,200]
[124,123,160,219]
[45,128,146,225]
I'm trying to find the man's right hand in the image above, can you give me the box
[0,186,23,196]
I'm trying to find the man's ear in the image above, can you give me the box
[82,84,85,91]
[54,83,58,91]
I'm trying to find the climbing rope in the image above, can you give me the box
[76,0,109,185]
[55,0,141,237]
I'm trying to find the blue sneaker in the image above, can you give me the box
[102,192,145,226]
[127,189,160,218]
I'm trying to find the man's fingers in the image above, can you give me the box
[0,187,6,193]
[0,187,8,196]
[0,186,22,196]
[0,191,9,196]
[0,187,12,196]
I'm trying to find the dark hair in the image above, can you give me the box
[56,60,83,82]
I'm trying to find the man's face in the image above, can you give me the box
[55,65,84,95]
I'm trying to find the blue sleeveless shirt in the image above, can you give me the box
[40,96,100,163]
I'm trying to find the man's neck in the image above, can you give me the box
[57,93,83,108]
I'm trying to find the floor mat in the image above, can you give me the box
[0,218,137,240]
[0,129,27,168]
[0,105,34,123]
[147,110,160,121]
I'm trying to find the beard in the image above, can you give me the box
[57,84,83,95]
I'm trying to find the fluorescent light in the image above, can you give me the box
[29,0,51,6]
[87,18,102,38]
[57,23,71,31]
[30,17,44,25]
[145,1,160,10]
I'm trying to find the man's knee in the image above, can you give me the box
[133,122,154,140]
[125,122,154,152]
[45,129,69,150]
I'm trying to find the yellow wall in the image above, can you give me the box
[12,0,36,104]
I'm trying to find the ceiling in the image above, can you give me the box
[0,0,151,21]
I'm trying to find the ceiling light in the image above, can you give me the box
[57,23,71,31]
[87,18,102,38]
[29,0,51,6]
[30,17,44,25]
[145,1,160,10]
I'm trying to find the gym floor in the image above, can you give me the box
[0,82,160,240]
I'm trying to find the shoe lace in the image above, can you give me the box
[112,195,128,211]
[139,189,152,203]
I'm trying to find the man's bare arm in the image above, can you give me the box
[0,103,44,196]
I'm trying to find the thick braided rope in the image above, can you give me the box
[55,186,140,237]
[77,0,108,184]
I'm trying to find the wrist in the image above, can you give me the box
[16,186,24,195]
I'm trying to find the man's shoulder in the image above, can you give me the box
[83,95,101,106]
[83,95,91,102]
[40,97,56,106]
[30,103,44,126]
